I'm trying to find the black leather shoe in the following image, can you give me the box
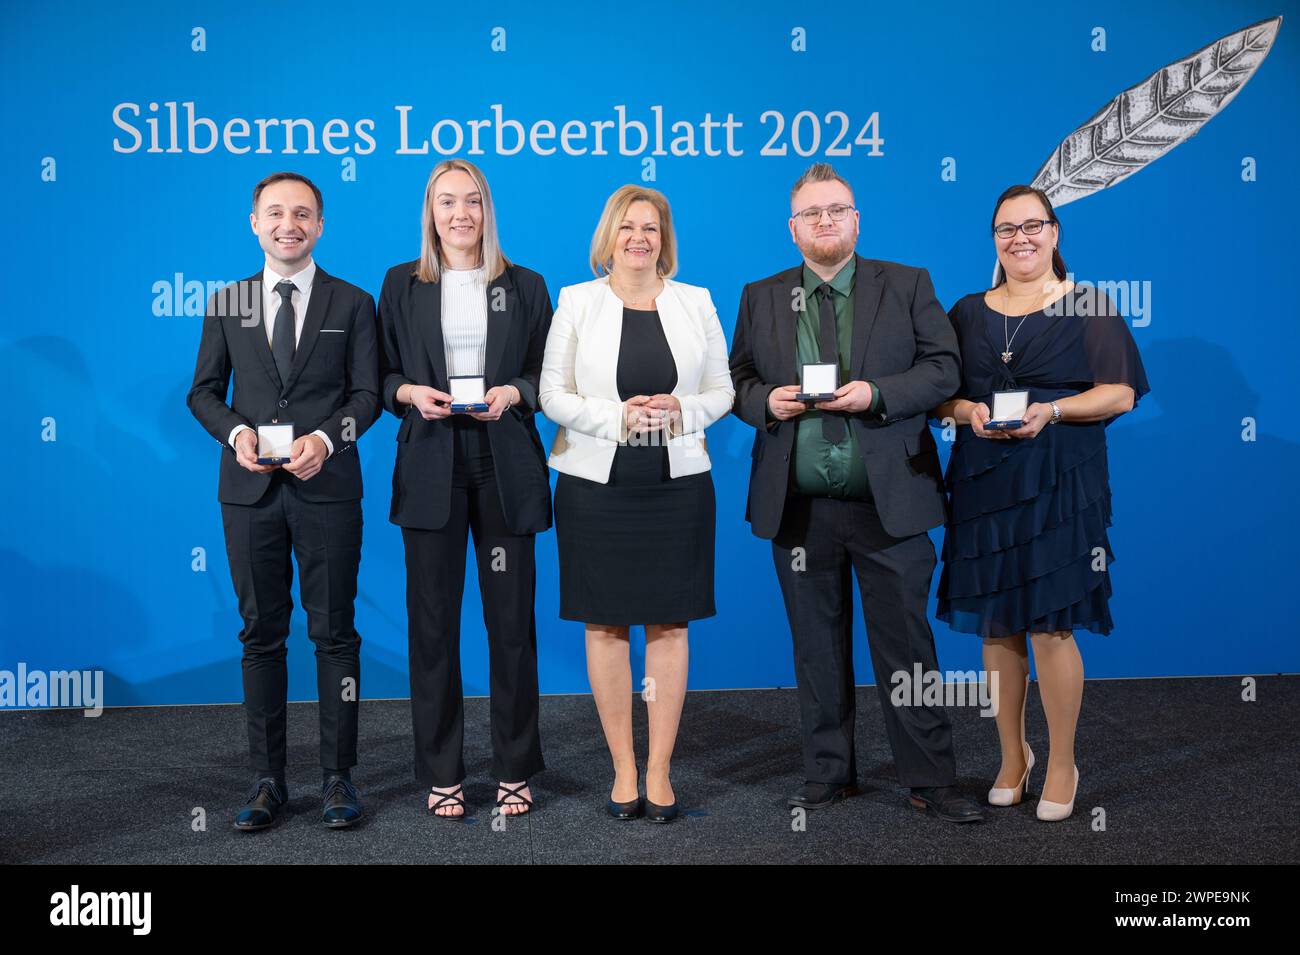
[645,799,679,823]
[606,767,643,820]
[321,773,363,829]
[234,777,287,831]
[607,794,644,820]
[908,785,985,823]
[787,781,859,810]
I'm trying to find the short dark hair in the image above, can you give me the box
[252,172,323,216]
[990,184,1067,287]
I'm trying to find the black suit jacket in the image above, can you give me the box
[378,260,553,534]
[729,255,960,540]
[187,266,381,504]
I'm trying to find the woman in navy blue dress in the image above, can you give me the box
[934,185,1149,822]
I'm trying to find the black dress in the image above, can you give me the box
[554,307,716,625]
[936,286,1149,638]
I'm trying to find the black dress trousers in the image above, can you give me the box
[221,474,363,777]
[402,417,544,787]
[770,491,956,789]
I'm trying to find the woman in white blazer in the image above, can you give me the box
[539,185,734,823]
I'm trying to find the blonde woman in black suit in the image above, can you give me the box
[378,159,554,819]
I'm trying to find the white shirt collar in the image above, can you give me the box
[263,259,317,294]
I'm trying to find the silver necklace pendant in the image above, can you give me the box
[1001,291,1028,366]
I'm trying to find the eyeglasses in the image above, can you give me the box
[794,203,856,224]
[993,219,1056,239]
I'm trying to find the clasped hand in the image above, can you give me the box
[625,394,681,435]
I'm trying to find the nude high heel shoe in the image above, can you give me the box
[988,674,1034,807]
[987,744,1035,806]
[1036,765,1079,822]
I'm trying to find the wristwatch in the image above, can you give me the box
[1049,401,1062,424]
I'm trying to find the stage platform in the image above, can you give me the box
[4,676,1296,865]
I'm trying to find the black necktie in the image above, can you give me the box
[817,283,845,443]
[271,279,297,386]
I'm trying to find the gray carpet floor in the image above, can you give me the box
[3,677,1296,864]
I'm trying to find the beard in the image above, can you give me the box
[799,230,857,266]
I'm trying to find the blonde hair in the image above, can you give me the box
[588,185,678,278]
[416,159,511,283]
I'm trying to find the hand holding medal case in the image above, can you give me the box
[795,362,838,403]
[983,391,1029,431]
[449,375,490,413]
[256,422,295,464]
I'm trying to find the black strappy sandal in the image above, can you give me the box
[495,781,534,816]
[427,784,467,819]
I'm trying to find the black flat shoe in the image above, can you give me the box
[607,794,644,820]
[644,799,679,823]
[234,777,287,832]
[908,785,985,823]
[787,781,858,810]
[321,773,362,829]
[606,767,643,820]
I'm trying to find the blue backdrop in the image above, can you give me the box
[3,0,1297,707]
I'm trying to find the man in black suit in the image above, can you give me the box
[188,172,380,830]
[729,163,982,823]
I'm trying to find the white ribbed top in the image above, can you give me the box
[441,265,488,377]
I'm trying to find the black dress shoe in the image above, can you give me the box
[321,773,363,829]
[908,785,985,823]
[644,799,679,823]
[607,794,644,820]
[787,781,859,810]
[234,777,287,831]
[606,767,643,820]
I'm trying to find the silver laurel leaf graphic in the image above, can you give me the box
[1031,16,1282,208]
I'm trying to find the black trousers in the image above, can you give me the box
[402,418,544,787]
[771,493,956,788]
[221,477,362,778]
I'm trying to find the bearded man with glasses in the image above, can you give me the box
[729,162,983,823]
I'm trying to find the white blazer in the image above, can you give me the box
[539,275,735,484]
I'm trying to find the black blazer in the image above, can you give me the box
[187,266,381,505]
[729,255,960,540]
[378,260,554,534]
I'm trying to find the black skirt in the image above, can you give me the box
[554,454,716,626]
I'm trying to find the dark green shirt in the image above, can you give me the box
[791,259,882,498]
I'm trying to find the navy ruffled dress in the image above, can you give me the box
[936,286,1149,638]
